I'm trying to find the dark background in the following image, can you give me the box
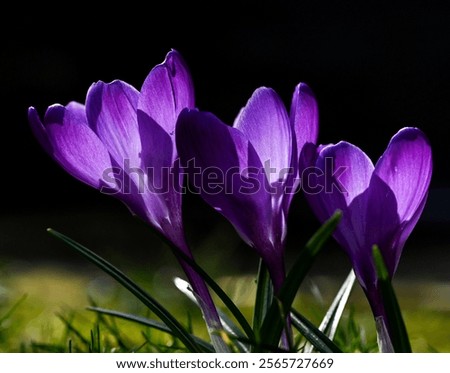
[0,3,449,279]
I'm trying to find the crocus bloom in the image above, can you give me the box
[303,127,432,330]
[176,84,318,291]
[28,50,224,343]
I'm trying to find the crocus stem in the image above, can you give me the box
[266,259,293,350]
[162,234,229,352]
[253,260,274,336]
[371,246,411,353]
[366,285,411,353]
[178,260,231,352]
[366,288,393,352]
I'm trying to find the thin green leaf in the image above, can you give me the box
[47,228,202,353]
[372,245,411,353]
[291,309,342,353]
[322,270,356,340]
[57,313,90,346]
[217,311,250,353]
[87,306,214,352]
[252,260,273,343]
[92,306,132,351]
[260,210,342,347]
[305,270,356,352]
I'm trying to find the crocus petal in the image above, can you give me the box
[66,101,88,124]
[374,127,432,223]
[28,106,52,154]
[176,109,273,248]
[132,111,184,239]
[177,108,287,289]
[138,50,194,136]
[290,83,319,160]
[306,141,374,219]
[321,141,374,205]
[44,104,114,190]
[304,142,375,271]
[391,194,428,274]
[321,142,374,255]
[137,111,174,191]
[86,80,141,169]
[283,83,319,215]
[234,87,292,185]
[370,128,432,277]
[352,176,400,287]
[300,143,334,222]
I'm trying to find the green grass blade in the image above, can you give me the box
[252,260,273,344]
[305,270,356,352]
[47,228,202,353]
[87,306,214,352]
[280,211,342,307]
[57,313,91,346]
[260,211,342,347]
[217,311,250,353]
[372,245,412,353]
[321,270,355,340]
[291,309,342,353]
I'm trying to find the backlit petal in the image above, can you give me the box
[374,127,432,223]
[86,80,141,168]
[290,83,319,157]
[139,50,194,135]
[45,104,114,189]
[234,87,292,184]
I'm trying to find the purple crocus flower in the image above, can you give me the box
[28,50,224,343]
[176,84,318,291]
[303,127,432,329]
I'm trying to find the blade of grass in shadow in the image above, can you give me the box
[97,312,131,352]
[252,260,273,346]
[47,228,202,353]
[167,243,255,343]
[259,210,342,349]
[57,313,91,346]
[217,311,250,353]
[304,270,355,352]
[372,245,411,353]
[88,297,132,351]
[291,309,342,353]
[87,306,214,352]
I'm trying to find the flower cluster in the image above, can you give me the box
[29,50,432,351]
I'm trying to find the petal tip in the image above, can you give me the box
[28,106,42,126]
[394,126,430,144]
[296,82,313,93]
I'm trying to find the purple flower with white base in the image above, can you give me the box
[303,127,432,331]
[176,84,318,291]
[28,50,225,345]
